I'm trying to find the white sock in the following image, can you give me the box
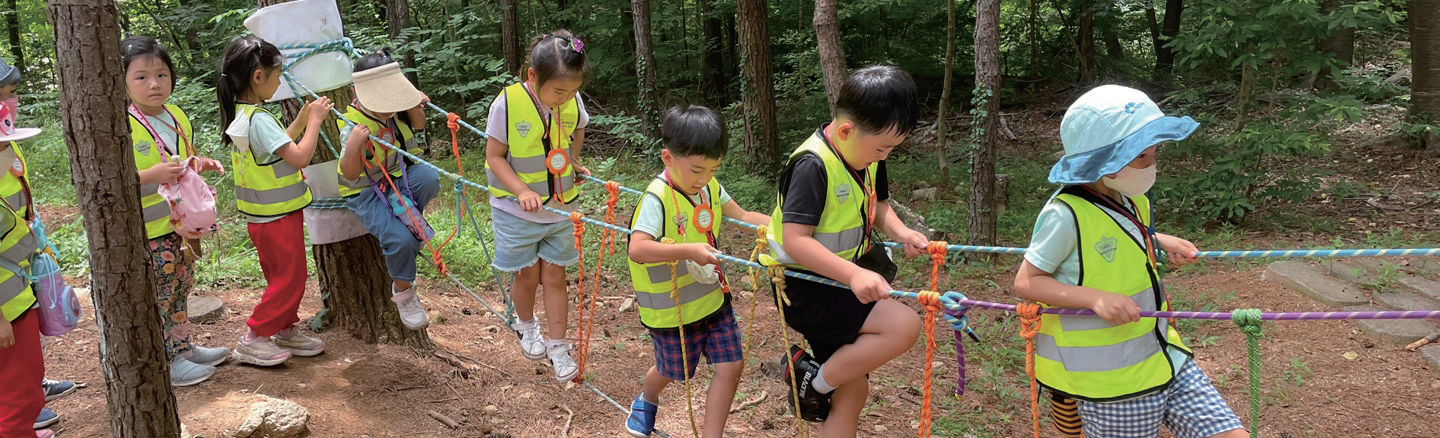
[545,338,567,349]
[811,365,835,394]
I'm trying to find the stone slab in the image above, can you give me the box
[1422,346,1440,372]
[189,296,226,325]
[1265,261,1368,306]
[1399,276,1440,303]
[1344,305,1439,346]
[1325,260,1377,285]
[1372,290,1440,311]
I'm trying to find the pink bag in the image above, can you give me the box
[156,156,220,239]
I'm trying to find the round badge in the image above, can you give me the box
[693,205,715,233]
[546,149,570,174]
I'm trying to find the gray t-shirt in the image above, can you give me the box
[485,84,590,224]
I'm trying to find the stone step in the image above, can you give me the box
[1372,289,1440,311]
[1422,346,1440,372]
[1345,305,1440,346]
[1265,261,1368,307]
[189,296,227,325]
[1325,260,1378,285]
[1398,276,1440,304]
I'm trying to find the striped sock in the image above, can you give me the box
[1050,394,1083,437]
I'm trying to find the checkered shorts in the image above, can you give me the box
[649,303,743,381]
[1077,359,1246,438]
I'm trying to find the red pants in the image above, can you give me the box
[0,310,43,437]
[246,211,309,337]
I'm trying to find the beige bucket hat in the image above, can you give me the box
[352,62,423,113]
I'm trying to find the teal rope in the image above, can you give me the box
[1231,308,1264,437]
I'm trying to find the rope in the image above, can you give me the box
[569,212,589,383]
[742,226,769,357]
[1232,308,1265,437]
[430,114,468,257]
[1017,302,1042,438]
[917,291,942,438]
[658,237,701,438]
[769,263,810,438]
[949,297,1440,321]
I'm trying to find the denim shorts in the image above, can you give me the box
[490,207,579,272]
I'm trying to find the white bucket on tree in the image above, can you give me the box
[245,0,352,102]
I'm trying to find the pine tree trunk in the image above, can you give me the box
[937,0,957,180]
[47,1,182,436]
[813,0,846,115]
[7,0,23,74]
[1155,0,1183,75]
[724,12,739,94]
[258,0,432,350]
[738,0,780,167]
[632,0,660,138]
[1077,2,1095,84]
[621,1,637,77]
[1103,24,1124,60]
[1415,0,1440,149]
[501,0,522,75]
[700,0,724,105]
[971,0,1000,251]
[1313,0,1356,91]
[386,0,418,86]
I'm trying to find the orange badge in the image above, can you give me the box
[692,204,715,233]
[546,149,570,175]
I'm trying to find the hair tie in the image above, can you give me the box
[570,37,584,53]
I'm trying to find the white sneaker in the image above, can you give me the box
[547,342,579,383]
[510,319,547,360]
[391,287,429,330]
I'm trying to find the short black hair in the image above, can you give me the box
[121,36,177,88]
[835,65,918,136]
[662,105,727,160]
[354,48,396,72]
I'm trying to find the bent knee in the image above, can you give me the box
[875,300,922,342]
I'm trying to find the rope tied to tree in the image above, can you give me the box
[1231,308,1265,437]
[1017,302,1043,438]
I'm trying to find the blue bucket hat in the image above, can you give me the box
[1049,85,1198,184]
[0,58,19,87]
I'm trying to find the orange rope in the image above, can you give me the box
[917,291,942,438]
[575,186,614,384]
[602,182,621,255]
[568,212,588,382]
[432,113,467,258]
[361,131,448,274]
[1018,302,1043,438]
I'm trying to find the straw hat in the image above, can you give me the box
[351,62,423,113]
[1049,85,1197,184]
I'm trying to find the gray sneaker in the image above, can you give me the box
[170,357,216,387]
[273,326,326,357]
[185,345,231,367]
[391,287,429,330]
[231,333,293,367]
[547,342,579,383]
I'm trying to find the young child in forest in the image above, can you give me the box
[121,36,230,386]
[216,35,332,367]
[337,49,438,330]
[1013,84,1247,438]
[623,105,769,438]
[767,65,930,437]
[484,30,592,382]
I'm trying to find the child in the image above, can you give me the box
[121,36,231,386]
[623,106,769,438]
[768,65,929,435]
[337,50,438,330]
[1013,85,1248,438]
[484,30,592,382]
[216,36,332,367]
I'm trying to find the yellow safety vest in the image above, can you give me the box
[336,105,423,198]
[484,82,579,204]
[129,104,195,239]
[767,130,877,269]
[1033,191,1191,402]
[228,104,312,217]
[0,197,37,322]
[627,176,726,328]
[0,143,30,221]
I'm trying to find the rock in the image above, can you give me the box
[873,425,888,433]
[1398,276,1440,303]
[912,187,938,201]
[189,296,226,324]
[1422,346,1440,373]
[233,396,309,438]
[1372,290,1440,311]
[1265,262,1367,306]
[484,405,498,414]
[1325,260,1376,285]
[1345,306,1439,346]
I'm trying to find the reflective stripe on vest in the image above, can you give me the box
[0,144,28,220]
[130,104,194,239]
[1032,192,1190,402]
[767,130,876,268]
[229,104,312,217]
[0,199,36,322]
[484,82,579,204]
[626,177,725,329]
[336,106,422,197]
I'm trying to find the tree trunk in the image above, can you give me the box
[258,0,432,349]
[1416,0,1440,149]
[1103,23,1124,60]
[1155,0,1183,75]
[175,0,202,52]
[1077,2,1095,84]
[1029,0,1040,79]
[971,0,1000,250]
[937,0,957,180]
[501,0,522,75]
[621,1,637,77]
[724,12,739,94]
[700,0,724,105]
[813,0,846,115]
[632,0,660,138]
[47,1,182,436]
[7,0,23,74]
[386,0,418,86]
[738,0,780,166]
[1314,0,1356,91]
[555,0,570,29]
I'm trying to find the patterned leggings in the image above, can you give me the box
[149,233,194,359]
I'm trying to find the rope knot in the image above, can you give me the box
[928,241,949,263]
[918,290,943,313]
[1231,308,1264,338]
[446,113,460,132]
[1017,302,1042,340]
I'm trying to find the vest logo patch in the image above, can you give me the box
[835,183,851,204]
[1095,236,1119,263]
[674,212,688,229]
[516,120,532,138]
[135,140,153,154]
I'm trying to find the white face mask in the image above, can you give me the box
[1102,164,1157,197]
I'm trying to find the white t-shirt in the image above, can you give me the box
[485,84,590,224]
[144,112,182,156]
[632,173,732,239]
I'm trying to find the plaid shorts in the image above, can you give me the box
[1077,359,1246,438]
[649,303,743,381]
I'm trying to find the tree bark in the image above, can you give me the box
[1313,0,1356,91]
[1029,0,1040,78]
[700,0,724,105]
[501,0,522,76]
[1155,0,1183,75]
[724,12,739,93]
[1103,21,1124,60]
[1416,0,1440,149]
[1077,1,1095,84]
[621,1,637,77]
[632,0,660,138]
[738,0,780,166]
[7,0,23,74]
[47,1,182,436]
[386,0,418,86]
[971,0,1000,250]
[937,0,957,180]
[258,0,433,349]
[814,0,846,115]
[175,0,202,52]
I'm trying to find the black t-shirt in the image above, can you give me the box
[778,130,889,226]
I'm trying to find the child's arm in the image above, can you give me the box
[782,223,891,303]
[1155,233,1200,267]
[485,136,544,211]
[629,231,720,265]
[285,99,314,141]
[1014,260,1140,325]
[338,124,370,181]
[407,92,429,131]
[0,316,12,348]
[720,199,769,226]
[873,200,929,257]
[139,160,185,185]
[274,97,333,170]
[570,127,591,180]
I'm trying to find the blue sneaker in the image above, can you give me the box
[34,407,59,429]
[625,396,658,437]
[42,379,76,402]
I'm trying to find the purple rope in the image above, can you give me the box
[945,307,968,396]
[955,299,1440,320]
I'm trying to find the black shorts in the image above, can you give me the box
[772,269,876,363]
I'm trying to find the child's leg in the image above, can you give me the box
[814,299,920,387]
[510,264,542,321]
[0,311,45,434]
[1161,360,1248,438]
[350,189,423,290]
[245,212,309,337]
[703,360,744,438]
[539,260,568,340]
[148,234,192,359]
[404,164,441,212]
[820,378,868,438]
[640,365,673,403]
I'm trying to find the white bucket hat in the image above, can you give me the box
[1049,85,1198,184]
[351,62,423,113]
